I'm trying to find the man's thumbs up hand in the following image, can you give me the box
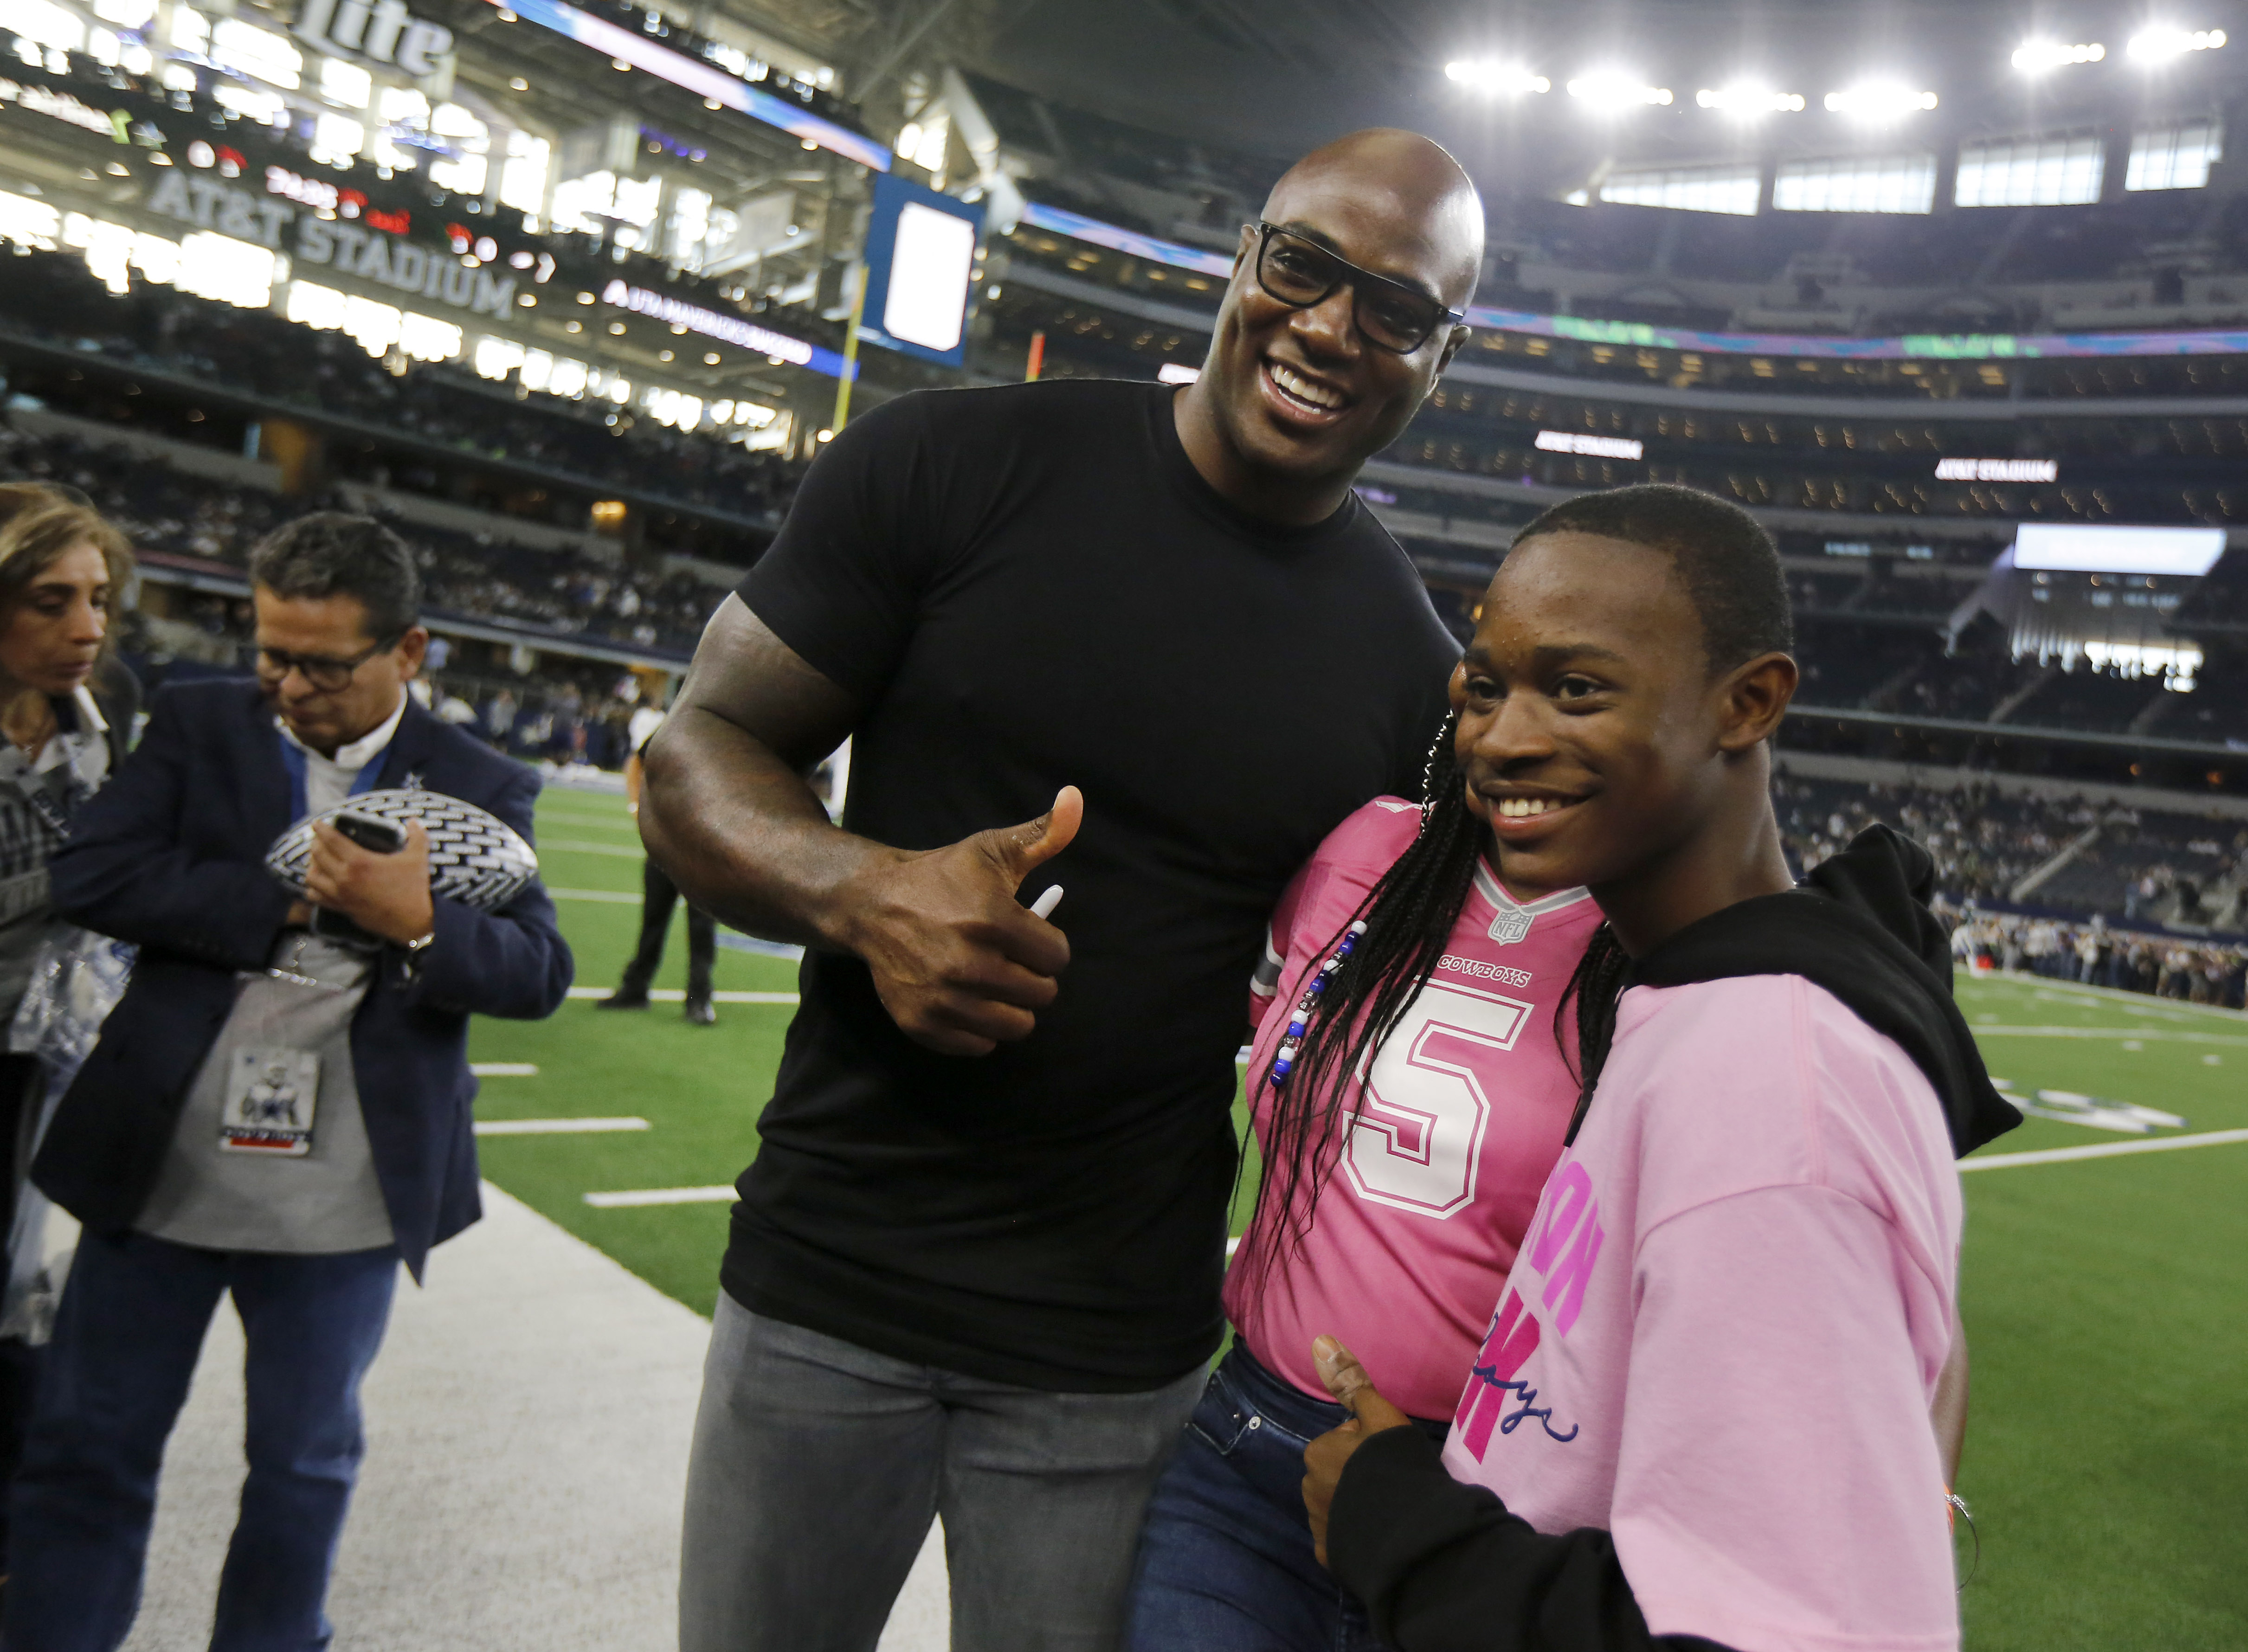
[976,785,1082,892]
[838,787,1083,1057]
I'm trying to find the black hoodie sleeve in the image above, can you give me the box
[1330,1427,1736,1652]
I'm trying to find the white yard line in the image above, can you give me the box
[1972,1026,2248,1047]
[470,1063,540,1076]
[563,987,798,1003]
[1962,1128,2248,1172]
[1970,975,2248,1024]
[583,1185,738,1208]
[476,1118,650,1136]
[548,888,642,903]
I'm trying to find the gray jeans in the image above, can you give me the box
[679,1294,1205,1652]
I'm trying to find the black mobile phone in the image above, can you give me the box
[332,810,406,855]
[310,810,407,950]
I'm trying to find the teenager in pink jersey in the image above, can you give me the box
[1300,485,2017,1652]
[1233,803,1603,1421]
[1124,739,1603,1644]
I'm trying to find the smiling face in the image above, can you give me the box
[1451,531,1794,913]
[1182,129,1481,522]
[0,540,111,698]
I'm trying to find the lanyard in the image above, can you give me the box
[22,751,90,840]
[19,697,95,840]
[277,731,392,824]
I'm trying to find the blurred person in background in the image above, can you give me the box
[603,686,716,1024]
[433,681,480,729]
[0,484,138,1596]
[483,685,517,751]
[4,513,572,1652]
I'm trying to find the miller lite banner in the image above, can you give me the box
[293,0,456,79]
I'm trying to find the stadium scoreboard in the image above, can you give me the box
[2011,524,2229,577]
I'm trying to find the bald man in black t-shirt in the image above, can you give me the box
[645,129,1483,1652]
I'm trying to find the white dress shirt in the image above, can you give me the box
[277,691,407,818]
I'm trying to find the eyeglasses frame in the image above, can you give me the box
[1243,221,1468,356]
[255,634,399,694]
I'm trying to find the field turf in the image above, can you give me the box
[469,785,2248,1650]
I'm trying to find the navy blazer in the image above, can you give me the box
[33,679,574,1277]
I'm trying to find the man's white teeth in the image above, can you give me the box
[1498,797,1562,819]
[1269,362,1343,411]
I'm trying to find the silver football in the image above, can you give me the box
[265,788,540,913]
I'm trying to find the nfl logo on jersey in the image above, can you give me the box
[1487,910,1533,946]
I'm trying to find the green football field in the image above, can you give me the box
[470,786,2248,1651]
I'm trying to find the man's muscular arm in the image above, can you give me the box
[641,594,1078,1057]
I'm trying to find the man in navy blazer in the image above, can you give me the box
[6,515,572,1651]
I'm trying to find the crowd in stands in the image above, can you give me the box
[0,251,807,526]
[1779,770,2248,1003]
[1948,914,2247,1009]
[1779,766,2248,960]
[0,425,729,654]
[135,585,654,771]
[425,660,653,771]
[1777,772,2083,904]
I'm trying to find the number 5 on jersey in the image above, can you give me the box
[1345,983,1532,1217]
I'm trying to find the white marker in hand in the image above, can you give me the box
[1029,886,1064,920]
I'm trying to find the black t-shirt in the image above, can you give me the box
[728,378,1457,1391]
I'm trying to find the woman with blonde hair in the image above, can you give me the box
[0,482,138,1588]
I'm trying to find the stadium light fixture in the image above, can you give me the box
[2126,26,2227,61]
[1566,73,1673,109]
[1823,82,1939,119]
[1695,83,1806,114]
[2011,39,2106,73]
[1444,58,1550,95]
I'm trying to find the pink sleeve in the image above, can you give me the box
[1250,860,1328,1029]
[1610,1186,1959,1652]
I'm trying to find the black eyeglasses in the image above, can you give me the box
[255,637,394,694]
[1247,222,1466,355]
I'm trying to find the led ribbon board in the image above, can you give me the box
[2012,524,2228,577]
[1465,309,2248,362]
[485,0,889,172]
[599,280,853,378]
[1012,203,2248,361]
[856,172,983,367]
[1015,201,1233,279]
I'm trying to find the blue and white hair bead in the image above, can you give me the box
[1269,920,1367,1088]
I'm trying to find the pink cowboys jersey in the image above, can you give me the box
[1227,797,1604,1421]
[1442,976,1965,1652]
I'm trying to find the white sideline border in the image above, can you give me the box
[1964,1128,2248,1171]
[563,987,799,1003]
[478,1118,650,1136]
[1968,971,2248,1024]
[1973,1026,2248,1046]
[585,1185,737,1208]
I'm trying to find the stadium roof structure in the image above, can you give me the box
[963,0,2245,200]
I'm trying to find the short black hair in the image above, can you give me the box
[1511,483,1792,672]
[248,512,421,643]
